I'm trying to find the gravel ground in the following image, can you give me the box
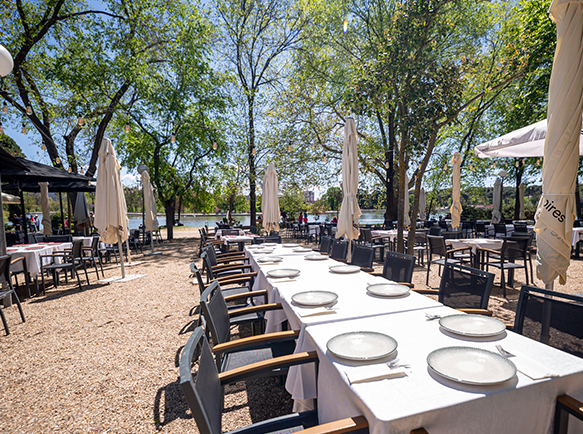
[1,228,581,433]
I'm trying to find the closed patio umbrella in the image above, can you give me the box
[535,0,583,286]
[141,169,161,256]
[519,183,526,220]
[492,178,502,224]
[94,138,131,279]
[39,182,52,236]
[450,152,463,229]
[261,163,280,234]
[419,187,427,221]
[336,118,361,260]
[73,192,90,232]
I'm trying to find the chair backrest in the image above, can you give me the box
[361,228,373,243]
[494,223,507,234]
[180,326,223,434]
[200,281,231,346]
[475,223,486,233]
[33,234,47,243]
[428,226,441,236]
[513,224,528,233]
[382,251,415,283]
[514,286,583,357]
[330,239,348,260]
[249,225,257,234]
[0,255,12,285]
[201,244,219,267]
[350,245,374,269]
[252,237,266,244]
[427,235,447,258]
[90,236,100,252]
[438,263,494,310]
[47,234,73,242]
[264,235,281,243]
[438,220,448,229]
[201,252,217,280]
[222,229,239,236]
[191,263,206,294]
[502,237,529,261]
[320,236,332,254]
[71,239,84,258]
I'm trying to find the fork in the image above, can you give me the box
[387,358,411,369]
[495,344,515,358]
[425,313,441,321]
[324,306,338,311]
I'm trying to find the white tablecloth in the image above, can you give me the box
[371,230,408,243]
[298,306,583,434]
[572,227,583,247]
[447,238,503,255]
[7,242,73,277]
[215,229,246,238]
[72,236,94,248]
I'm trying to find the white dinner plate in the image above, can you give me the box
[256,256,283,263]
[266,268,300,279]
[427,347,516,385]
[292,291,338,306]
[254,249,274,254]
[438,314,506,337]
[292,247,312,253]
[283,243,299,248]
[263,243,278,247]
[327,331,398,361]
[329,264,361,274]
[304,254,328,261]
[366,282,410,297]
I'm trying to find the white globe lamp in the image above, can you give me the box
[0,45,14,77]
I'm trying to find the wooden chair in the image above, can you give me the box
[180,326,369,434]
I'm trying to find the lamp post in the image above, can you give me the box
[137,164,148,244]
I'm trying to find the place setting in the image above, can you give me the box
[325,331,410,384]
[304,253,328,261]
[291,290,339,317]
[266,268,300,283]
[329,264,361,274]
[366,282,410,298]
[256,256,284,265]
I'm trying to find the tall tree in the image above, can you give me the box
[214,0,308,225]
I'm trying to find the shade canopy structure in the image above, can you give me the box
[94,138,131,279]
[1,192,20,204]
[3,179,95,193]
[0,148,27,255]
[336,118,362,243]
[492,178,502,224]
[419,187,427,221]
[535,0,583,286]
[1,157,94,184]
[475,118,583,158]
[261,163,280,233]
[450,152,463,229]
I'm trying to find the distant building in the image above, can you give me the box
[304,190,315,203]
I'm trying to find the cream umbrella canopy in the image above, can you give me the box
[261,163,280,233]
[518,183,526,220]
[450,152,463,229]
[492,178,503,224]
[94,138,130,278]
[73,192,90,232]
[336,118,362,245]
[141,170,159,232]
[419,187,427,221]
[535,0,583,286]
[39,182,52,236]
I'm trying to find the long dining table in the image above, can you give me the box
[244,243,583,434]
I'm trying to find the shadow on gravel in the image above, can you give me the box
[153,377,191,429]
[27,281,110,304]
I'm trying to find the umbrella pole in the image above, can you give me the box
[18,181,28,243]
[118,234,126,278]
[59,192,64,235]
[126,238,132,264]
[0,172,6,255]
[541,281,554,345]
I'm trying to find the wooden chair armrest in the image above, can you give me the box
[215,276,253,287]
[360,267,374,272]
[215,272,257,283]
[228,303,282,318]
[476,247,501,255]
[223,289,267,303]
[212,330,299,354]
[219,351,318,385]
[397,282,414,288]
[298,416,368,434]
[456,308,493,316]
[413,288,439,295]
[447,246,471,254]
[40,254,72,258]
[10,256,24,265]
[213,263,251,272]
[368,272,382,277]
[505,323,514,330]
[216,254,248,262]
[557,394,583,420]
[216,251,246,257]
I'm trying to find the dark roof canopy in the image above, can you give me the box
[0,148,27,172]
[1,157,94,183]
[3,179,95,193]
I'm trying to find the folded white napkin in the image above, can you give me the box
[344,364,408,384]
[298,307,336,318]
[510,352,559,380]
[269,277,298,283]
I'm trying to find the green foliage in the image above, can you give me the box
[279,187,306,221]
[0,134,25,157]
[321,187,342,212]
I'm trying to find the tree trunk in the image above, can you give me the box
[248,96,257,226]
[376,110,396,225]
[165,200,175,240]
[514,159,524,220]
[396,143,407,253]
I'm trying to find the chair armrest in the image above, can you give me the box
[212,263,251,272]
[397,282,414,288]
[214,272,257,285]
[215,276,253,287]
[556,394,583,420]
[456,308,493,316]
[223,289,267,303]
[360,267,374,273]
[216,251,246,258]
[410,429,430,434]
[219,351,318,385]
[505,323,514,330]
[10,256,24,266]
[368,272,382,277]
[477,247,501,255]
[413,288,439,295]
[447,247,471,254]
[228,303,282,318]
[298,416,368,434]
[212,330,299,355]
[40,254,72,258]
